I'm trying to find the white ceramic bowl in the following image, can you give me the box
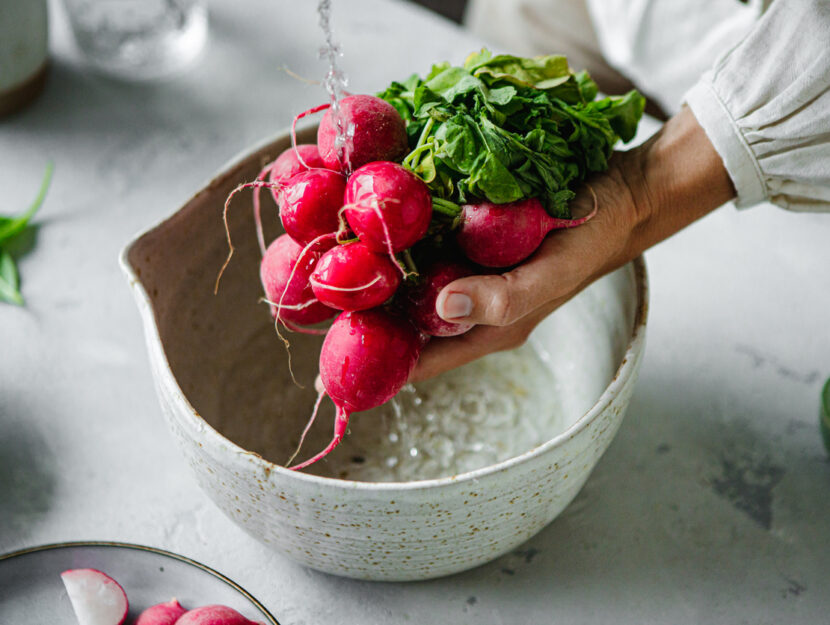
[120,128,648,582]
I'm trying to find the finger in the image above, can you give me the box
[411,304,554,383]
[435,225,595,327]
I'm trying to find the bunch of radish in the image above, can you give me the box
[60,569,264,625]
[223,93,595,470]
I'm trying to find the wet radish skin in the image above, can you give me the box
[317,95,408,172]
[278,169,346,246]
[320,309,421,413]
[343,161,432,254]
[260,234,336,325]
[310,241,401,311]
[457,197,596,268]
[268,144,327,186]
[405,259,476,337]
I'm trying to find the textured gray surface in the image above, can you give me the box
[1,0,829,623]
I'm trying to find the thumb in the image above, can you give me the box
[435,273,535,327]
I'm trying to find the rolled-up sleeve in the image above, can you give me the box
[685,0,830,212]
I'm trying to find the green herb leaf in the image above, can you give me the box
[0,161,53,245]
[0,249,23,305]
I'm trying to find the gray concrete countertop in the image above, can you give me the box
[1,1,828,623]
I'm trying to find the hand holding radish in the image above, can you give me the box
[412,107,736,382]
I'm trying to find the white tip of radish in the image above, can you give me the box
[61,568,129,625]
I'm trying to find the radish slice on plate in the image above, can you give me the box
[60,568,128,625]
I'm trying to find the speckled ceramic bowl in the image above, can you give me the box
[120,127,648,582]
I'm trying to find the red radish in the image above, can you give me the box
[277,169,346,246]
[343,161,432,255]
[252,145,328,256]
[260,234,335,326]
[310,241,401,311]
[60,569,128,625]
[290,309,422,470]
[268,144,326,186]
[174,605,263,625]
[135,599,186,625]
[456,197,597,268]
[317,95,408,172]
[405,259,477,337]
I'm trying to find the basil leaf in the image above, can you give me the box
[0,161,53,245]
[0,249,23,305]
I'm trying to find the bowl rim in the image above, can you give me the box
[120,127,650,492]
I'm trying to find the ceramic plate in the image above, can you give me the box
[0,541,279,624]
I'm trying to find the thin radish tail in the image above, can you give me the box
[285,389,326,467]
[289,402,351,471]
[272,231,336,339]
[292,103,330,169]
[270,231,337,385]
[547,183,599,229]
[281,319,329,335]
[279,64,321,86]
[344,195,414,280]
[369,198,407,278]
[215,179,284,295]
[308,274,382,293]
[254,161,280,257]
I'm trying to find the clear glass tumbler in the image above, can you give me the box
[62,0,208,80]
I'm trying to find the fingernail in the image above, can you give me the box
[439,292,472,319]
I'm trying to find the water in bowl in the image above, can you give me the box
[312,341,568,482]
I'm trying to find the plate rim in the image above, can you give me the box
[0,540,280,625]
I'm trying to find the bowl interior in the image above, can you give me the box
[126,128,643,482]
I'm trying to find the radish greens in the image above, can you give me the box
[379,49,645,218]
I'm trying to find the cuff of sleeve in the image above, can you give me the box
[684,78,767,208]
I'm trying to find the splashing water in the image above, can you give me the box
[317,0,353,172]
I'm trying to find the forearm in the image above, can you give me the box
[578,104,736,285]
[623,106,735,255]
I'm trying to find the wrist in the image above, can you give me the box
[624,106,735,252]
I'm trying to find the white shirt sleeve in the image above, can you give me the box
[685,0,830,212]
[585,0,762,115]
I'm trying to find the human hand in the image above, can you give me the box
[411,106,735,382]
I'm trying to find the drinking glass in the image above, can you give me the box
[62,0,208,80]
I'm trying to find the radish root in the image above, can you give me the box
[271,232,337,385]
[289,403,351,471]
[215,180,284,294]
[291,103,330,170]
[308,274,382,293]
[285,389,326,467]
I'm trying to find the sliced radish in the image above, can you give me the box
[135,598,187,625]
[60,568,128,625]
